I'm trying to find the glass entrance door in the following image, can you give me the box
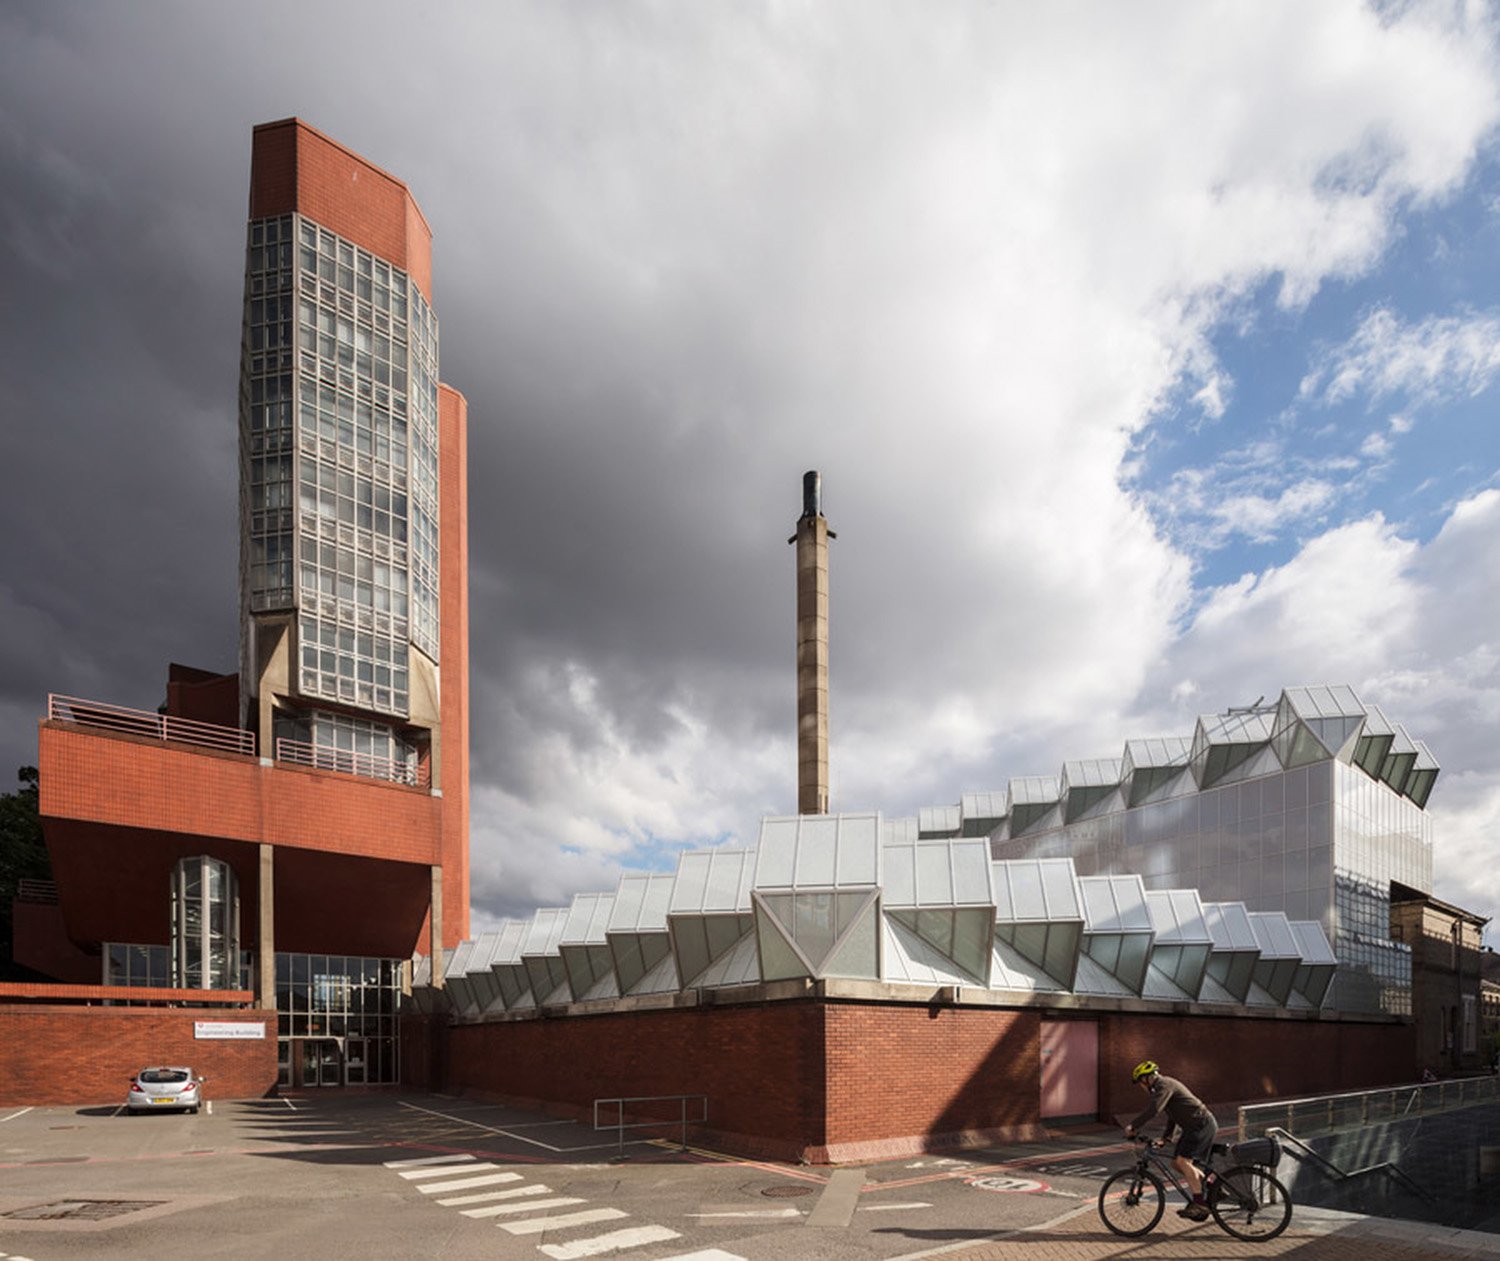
[297,1038,343,1087]
[345,1037,367,1086]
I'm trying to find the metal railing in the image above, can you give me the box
[1239,1076,1500,1141]
[15,879,58,904]
[48,694,255,757]
[275,737,429,788]
[593,1094,707,1159]
[1264,1126,1435,1204]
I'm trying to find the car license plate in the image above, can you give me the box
[150,1097,176,1104]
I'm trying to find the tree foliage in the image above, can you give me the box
[0,766,49,967]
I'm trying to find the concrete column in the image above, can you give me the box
[429,865,445,988]
[258,843,275,1008]
[792,472,833,814]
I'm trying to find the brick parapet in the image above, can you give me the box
[0,1005,279,1105]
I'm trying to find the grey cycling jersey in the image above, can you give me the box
[1131,1073,1212,1140]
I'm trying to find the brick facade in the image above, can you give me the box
[250,118,433,301]
[408,997,1417,1164]
[0,1003,278,1106]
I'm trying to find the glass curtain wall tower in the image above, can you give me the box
[238,121,445,786]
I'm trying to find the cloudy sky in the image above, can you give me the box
[3,1,1499,941]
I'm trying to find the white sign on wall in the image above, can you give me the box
[194,1021,267,1040]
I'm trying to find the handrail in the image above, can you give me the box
[593,1094,707,1160]
[1264,1126,1435,1204]
[48,694,255,757]
[275,736,428,788]
[1239,1076,1500,1139]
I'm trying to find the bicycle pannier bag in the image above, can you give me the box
[1229,1136,1282,1168]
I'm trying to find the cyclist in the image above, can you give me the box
[1123,1060,1217,1221]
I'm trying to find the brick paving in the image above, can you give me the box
[945,1201,1500,1261]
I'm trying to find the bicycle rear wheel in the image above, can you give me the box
[1098,1167,1165,1237]
[1210,1164,1292,1241]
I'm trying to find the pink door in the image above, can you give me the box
[1040,1019,1098,1119]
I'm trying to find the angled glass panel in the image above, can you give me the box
[1041,921,1083,989]
[950,841,993,904]
[835,813,880,883]
[706,913,752,961]
[706,849,753,910]
[918,804,961,837]
[1205,950,1256,1002]
[822,895,879,979]
[960,791,1008,837]
[671,851,711,913]
[670,916,710,987]
[796,816,838,885]
[915,907,956,957]
[1379,725,1418,796]
[1403,740,1439,808]
[756,911,809,981]
[883,843,917,906]
[755,819,800,887]
[1008,862,1046,918]
[916,843,954,904]
[950,908,993,983]
[884,816,919,843]
[1353,704,1395,778]
[1039,860,1083,918]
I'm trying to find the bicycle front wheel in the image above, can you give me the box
[1210,1164,1292,1241]
[1098,1167,1165,1237]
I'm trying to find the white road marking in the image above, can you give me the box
[460,1196,585,1219]
[399,1161,497,1180]
[417,1170,519,1193]
[657,1247,750,1259]
[657,1252,749,1261]
[0,1108,33,1124]
[500,1207,629,1234]
[858,1202,932,1211]
[685,1208,801,1219]
[537,1225,682,1259]
[385,1153,478,1169]
[397,1101,630,1153]
[436,1184,551,1207]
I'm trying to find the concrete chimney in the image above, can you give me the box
[790,471,835,814]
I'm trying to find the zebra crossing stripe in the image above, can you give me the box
[656,1252,748,1261]
[436,1182,549,1207]
[656,1253,747,1261]
[499,1207,628,1234]
[418,1171,520,1193]
[402,1162,504,1181]
[460,1195,585,1220]
[384,1153,477,1169]
[537,1225,682,1259]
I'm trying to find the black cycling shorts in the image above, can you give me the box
[1174,1116,1217,1164]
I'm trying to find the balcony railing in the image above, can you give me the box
[48,694,256,757]
[275,737,429,788]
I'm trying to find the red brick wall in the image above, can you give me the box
[39,722,442,864]
[823,1002,1042,1160]
[437,384,470,946]
[249,118,433,302]
[1098,1011,1418,1126]
[441,1001,828,1161]
[418,998,1418,1163]
[0,1005,278,1106]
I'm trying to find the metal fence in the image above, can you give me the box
[275,737,429,788]
[1239,1075,1500,1141]
[593,1094,708,1159]
[49,694,255,757]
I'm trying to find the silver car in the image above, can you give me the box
[126,1066,203,1114]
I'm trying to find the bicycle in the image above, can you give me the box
[1098,1136,1293,1241]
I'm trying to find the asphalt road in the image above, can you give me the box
[0,1093,1125,1261]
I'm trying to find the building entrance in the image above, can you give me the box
[279,1038,345,1087]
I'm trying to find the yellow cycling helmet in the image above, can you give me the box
[1132,1060,1159,1083]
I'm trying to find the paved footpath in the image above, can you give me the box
[944,1201,1500,1261]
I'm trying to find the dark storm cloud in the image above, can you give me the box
[4,1,1498,930]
